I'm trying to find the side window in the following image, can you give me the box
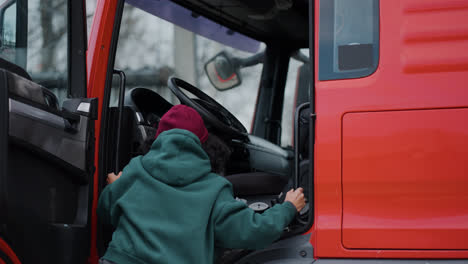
[319,0,379,80]
[1,1,16,60]
[0,0,69,106]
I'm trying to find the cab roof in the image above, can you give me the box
[172,0,310,47]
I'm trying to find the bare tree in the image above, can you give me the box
[39,0,66,71]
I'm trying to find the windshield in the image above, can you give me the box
[111,2,265,131]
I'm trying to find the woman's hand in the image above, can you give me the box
[284,188,306,212]
[107,171,122,184]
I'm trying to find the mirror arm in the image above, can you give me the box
[292,50,309,64]
[238,51,265,68]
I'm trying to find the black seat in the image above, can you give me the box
[124,87,173,122]
[226,172,287,196]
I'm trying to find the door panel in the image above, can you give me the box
[0,0,91,262]
[9,98,89,175]
[0,69,8,254]
[342,109,468,250]
[1,69,94,264]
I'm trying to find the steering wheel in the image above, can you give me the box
[167,77,247,138]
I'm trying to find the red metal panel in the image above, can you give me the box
[314,0,468,259]
[0,238,21,264]
[342,109,468,249]
[86,0,119,263]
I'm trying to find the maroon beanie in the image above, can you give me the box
[155,104,208,143]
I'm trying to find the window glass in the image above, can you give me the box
[319,0,379,80]
[86,0,97,38]
[281,49,310,147]
[0,0,68,105]
[0,1,18,65]
[2,2,16,51]
[112,3,264,131]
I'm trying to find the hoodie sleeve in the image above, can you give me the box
[212,186,297,250]
[97,183,115,226]
[97,172,127,226]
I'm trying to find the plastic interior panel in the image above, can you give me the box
[226,172,287,196]
[105,107,138,173]
[4,71,92,263]
[6,99,92,263]
[7,143,81,263]
[244,135,293,178]
[7,71,46,105]
[9,99,88,171]
[0,71,8,240]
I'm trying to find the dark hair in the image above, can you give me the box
[201,133,232,176]
[137,130,231,175]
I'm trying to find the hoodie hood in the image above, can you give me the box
[141,129,211,186]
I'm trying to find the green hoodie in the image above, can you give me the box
[98,129,297,264]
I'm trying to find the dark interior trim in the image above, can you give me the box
[9,136,89,185]
[251,44,292,144]
[251,46,274,139]
[68,0,88,98]
[267,46,291,144]
[170,0,268,44]
[9,93,63,117]
[0,71,9,236]
[170,0,308,47]
[16,0,27,68]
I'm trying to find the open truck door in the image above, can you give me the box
[0,0,95,263]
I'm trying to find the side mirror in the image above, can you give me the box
[204,51,241,91]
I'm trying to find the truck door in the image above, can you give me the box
[314,0,468,258]
[0,0,94,263]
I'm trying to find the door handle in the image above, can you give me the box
[62,109,81,133]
